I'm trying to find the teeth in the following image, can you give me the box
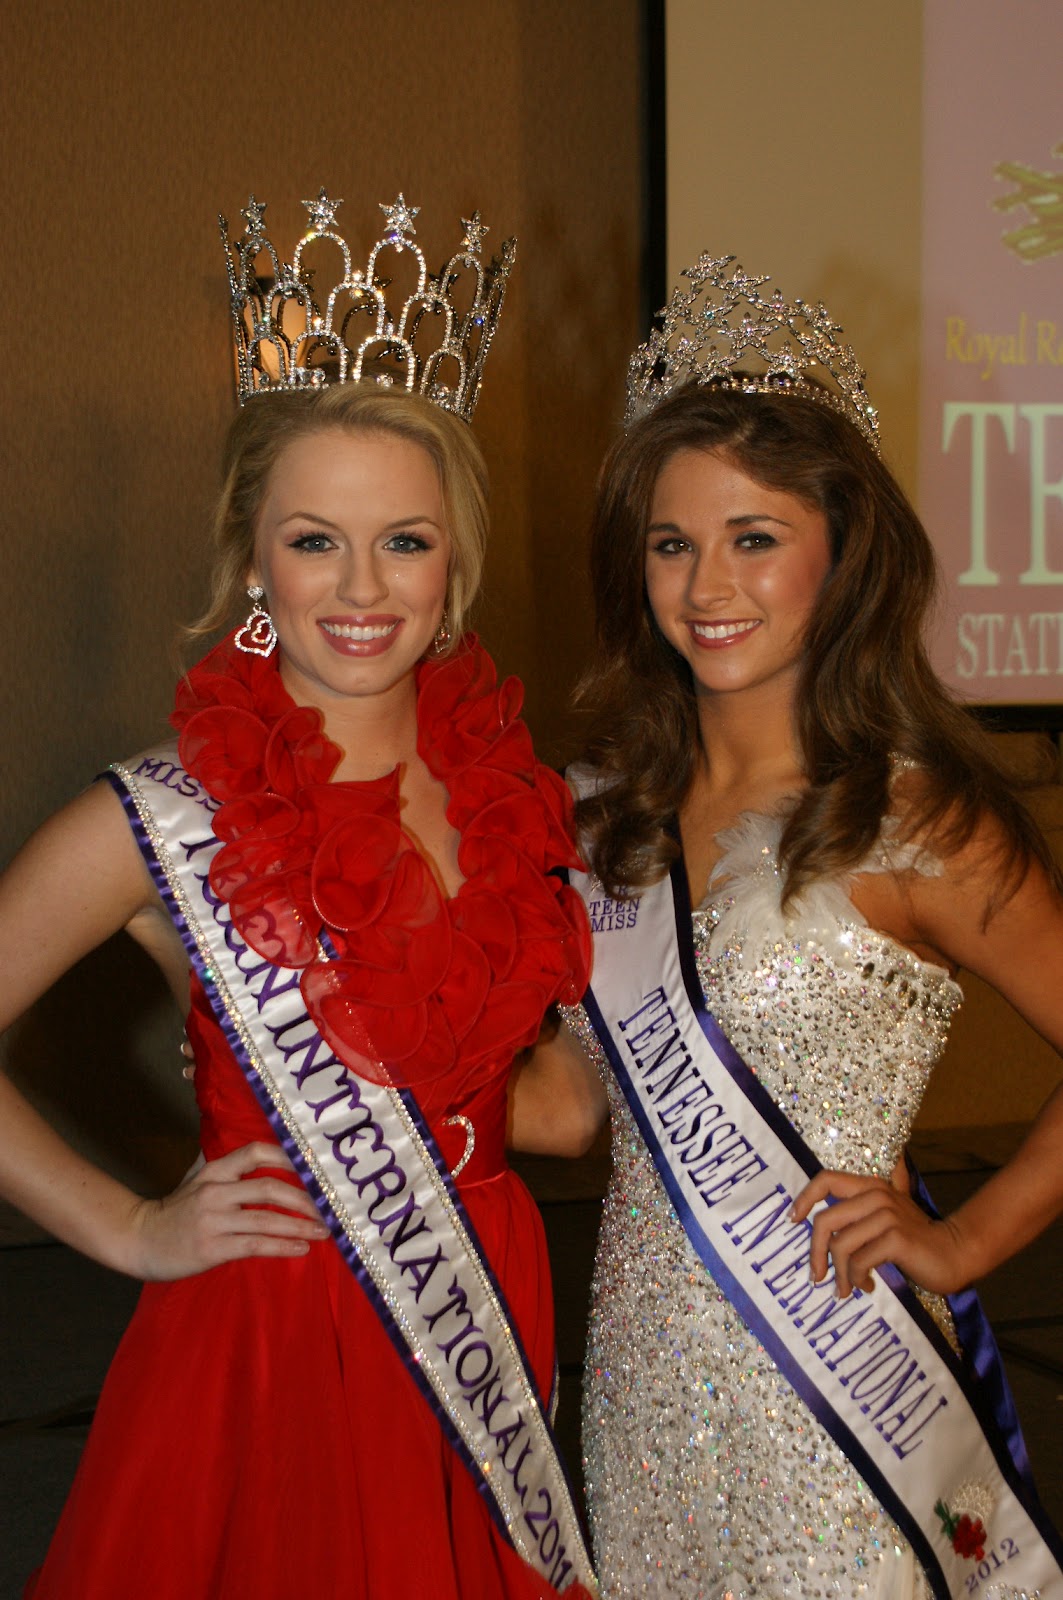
[321,621,398,641]
[691,620,759,640]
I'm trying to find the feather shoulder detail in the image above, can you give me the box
[703,809,858,963]
[702,806,945,969]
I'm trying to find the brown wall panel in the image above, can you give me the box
[0,0,643,1180]
[665,0,1063,1129]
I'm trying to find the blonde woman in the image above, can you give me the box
[8,381,594,1598]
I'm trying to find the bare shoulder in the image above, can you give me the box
[0,780,170,1029]
[850,772,1052,970]
[849,768,1063,1049]
[897,802,1063,1047]
[883,760,947,834]
[889,772,1028,887]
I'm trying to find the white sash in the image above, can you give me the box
[109,745,596,1595]
[570,847,1063,1600]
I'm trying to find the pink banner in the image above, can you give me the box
[921,1,1063,703]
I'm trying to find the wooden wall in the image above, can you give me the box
[2,0,1057,1185]
[665,0,1063,1129]
[0,0,644,1184]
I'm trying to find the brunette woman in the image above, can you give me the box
[550,258,1063,1600]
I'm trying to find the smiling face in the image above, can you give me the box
[644,447,832,707]
[249,427,451,714]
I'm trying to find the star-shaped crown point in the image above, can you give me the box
[242,195,267,234]
[304,188,342,233]
[461,211,489,253]
[380,193,419,240]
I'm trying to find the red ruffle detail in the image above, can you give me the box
[172,633,589,1094]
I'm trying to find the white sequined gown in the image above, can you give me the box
[569,811,963,1600]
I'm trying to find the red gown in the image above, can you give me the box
[27,636,591,1599]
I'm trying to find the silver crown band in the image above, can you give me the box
[625,254,880,452]
[220,190,516,421]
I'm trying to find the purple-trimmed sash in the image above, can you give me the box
[108,745,596,1596]
[569,841,1063,1600]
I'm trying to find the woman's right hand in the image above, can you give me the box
[0,789,328,1281]
[126,1142,332,1281]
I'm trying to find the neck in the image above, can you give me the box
[692,677,806,806]
[279,661,422,781]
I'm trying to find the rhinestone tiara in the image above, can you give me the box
[220,189,516,421]
[625,254,879,451]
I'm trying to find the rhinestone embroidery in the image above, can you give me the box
[568,810,963,1598]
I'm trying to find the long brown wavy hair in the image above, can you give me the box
[576,382,1059,912]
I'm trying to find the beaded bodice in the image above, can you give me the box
[690,808,963,1176]
[575,808,965,1599]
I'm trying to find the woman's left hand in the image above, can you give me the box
[791,1170,969,1299]
[793,839,1063,1304]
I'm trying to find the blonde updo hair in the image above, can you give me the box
[190,384,489,648]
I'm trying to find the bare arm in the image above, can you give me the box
[794,827,1063,1296]
[0,781,328,1276]
[508,1011,609,1158]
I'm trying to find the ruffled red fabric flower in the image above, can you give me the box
[173,633,589,1096]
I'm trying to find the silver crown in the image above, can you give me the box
[625,254,879,451]
[220,189,516,420]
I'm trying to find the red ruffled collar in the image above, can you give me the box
[172,634,589,1097]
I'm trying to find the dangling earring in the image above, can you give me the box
[234,586,277,657]
[431,609,451,656]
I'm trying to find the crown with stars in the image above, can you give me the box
[220,189,516,421]
[625,254,880,451]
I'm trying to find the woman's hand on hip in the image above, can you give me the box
[791,1169,971,1299]
[127,1142,331,1281]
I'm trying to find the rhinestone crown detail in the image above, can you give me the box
[625,253,880,450]
[220,189,515,420]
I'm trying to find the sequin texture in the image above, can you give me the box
[570,810,963,1598]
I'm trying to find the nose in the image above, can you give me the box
[687,544,737,609]
[336,545,388,608]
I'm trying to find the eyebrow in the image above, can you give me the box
[647,512,794,534]
[276,512,445,532]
